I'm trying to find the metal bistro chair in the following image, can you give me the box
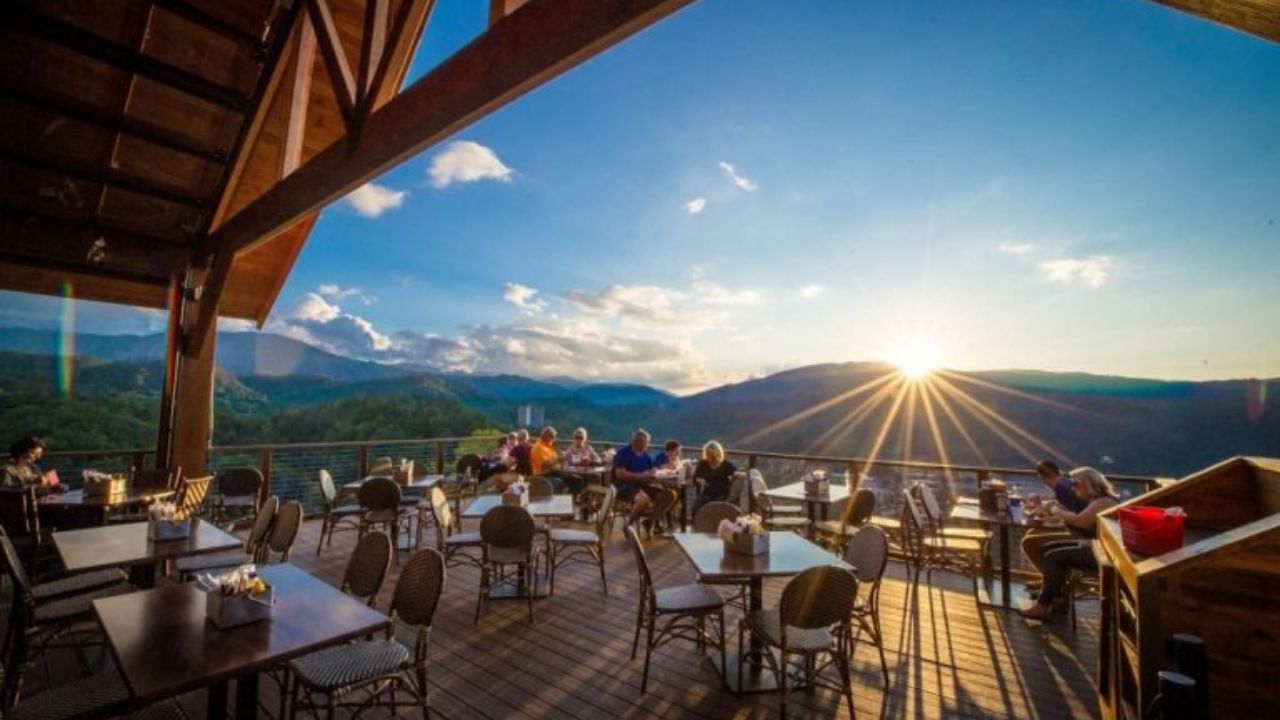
[286,548,446,719]
[690,502,749,612]
[738,565,860,719]
[174,475,212,519]
[903,490,984,598]
[474,505,539,625]
[916,483,991,542]
[626,526,725,693]
[176,496,279,579]
[427,486,482,569]
[213,467,263,528]
[0,488,47,577]
[548,485,615,595]
[844,525,892,687]
[109,466,180,524]
[316,469,362,556]
[357,477,412,558]
[814,487,877,552]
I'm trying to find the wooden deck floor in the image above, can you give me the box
[28,515,1103,719]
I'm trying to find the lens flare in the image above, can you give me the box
[57,281,75,397]
[893,340,939,380]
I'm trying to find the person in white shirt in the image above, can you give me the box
[561,427,600,467]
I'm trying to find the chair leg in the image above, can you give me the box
[631,607,644,660]
[837,645,856,720]
[316,517,329,556]
[525,562,535,624]
[778,649,789,720]
[641,615,657,692]
[718,611,726,685]
[597,542,608,594]
[474,565,488,626]
[548,544,557,596]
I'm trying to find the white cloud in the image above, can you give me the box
[502,282,546,314]
[799,284,826,300]
[343,182,408,218]
[1039,256,1114,287]
[684,197,707,215]
[718,161,758,192]
[268,293,391,356]
[998,242,1035,255]
[317,284,376,305]
[428,140,513,188]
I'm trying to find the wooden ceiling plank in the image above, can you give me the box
[152,0,268,50]
[306,0,358,128]
[2,149,205,209]
[367,0,436,109]
[0,210,187,279]
[0,85,226,163]
[0,259,170,308]
[8,3,250,112]
[204,0,697,261]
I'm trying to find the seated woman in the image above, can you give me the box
[691,441,736,514]
[561,427,600,467]
[1018,467,1119,621]
[3,434,56,493]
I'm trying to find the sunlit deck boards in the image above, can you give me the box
[27,516,1100,719]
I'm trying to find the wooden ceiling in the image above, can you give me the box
[0,0,1276,328]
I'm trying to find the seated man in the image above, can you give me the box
[1021,460,1089,576]
[612,429,677,536]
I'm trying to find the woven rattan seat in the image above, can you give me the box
[548,527,596,543]
[30,568,128,601]
[654,583,726,613]
[548,485,614,595]
[444,530,481,546]
[869,515,901,530]
[33,583,133,624]
[7,670,131,720]
[921,536,984,552]
[742,610,834,651]
[290,639,411,691]
[120,700,190,720]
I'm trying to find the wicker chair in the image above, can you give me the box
[286,548,446,719]
[626,526,725,692]
[130,466,180,493]
[357,477,412,557]
[0,488,47,577]
[340,531,394,605]
[844,526,891,687]
[738,565,859,719]
[474,505,539,625]
[916,483,990,542]
[174,475,212,519]
[316,469,362,555]
[257,500,303,564]
[814,487,876,551]
[426,486,482,569]
[527,476,555,500]
[756,490,811,535]
[690,502,749,611]
[438,454,483,515]
[903,490,984,597]
[0,528,132,707]
[212,467,263,527]
[175,496,278,579]
[548,485,614,595]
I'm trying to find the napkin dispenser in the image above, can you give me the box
[724,531,770,556]
[83,472,125,499]
[205,585,274,629]
[147,517,192,541]
[803,471,830,496]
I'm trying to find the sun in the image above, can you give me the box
[893,340,940,380]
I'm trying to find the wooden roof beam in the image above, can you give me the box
[366,0,436,109]
[0,211,187,281]
[489,0,531,27]
[7,3,251,112]
[202,0,697,261]
[3,150,206,210]
[306,0,358,127]
[152,0,269,51]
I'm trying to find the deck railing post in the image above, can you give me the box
[849,461,863,487]
[259,447,272,502]
[357,444,369,479]
[435,440,445,474]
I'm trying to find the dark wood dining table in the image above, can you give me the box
[39,487,176,526]
[951,500,1027,609]
[53,518,241,587]
[672,531,853,693]
[342,473,444,493]
[93,564,391,720]
[460,493,576,519]
[762,480,852,526]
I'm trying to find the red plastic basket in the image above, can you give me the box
[1118,506,1185,556]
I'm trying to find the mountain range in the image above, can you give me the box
[0,328,1275,477]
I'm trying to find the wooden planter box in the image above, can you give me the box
[1096,456,1280,720]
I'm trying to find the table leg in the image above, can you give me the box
[1000,523,1011,609]
[679,485,689,532]
[207,679,228,720]
[235,672,259,720]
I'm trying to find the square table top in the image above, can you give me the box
[461,493,576,519]
[561,465,609,476]
[94,564,390,704]
[39,487,175,508]
[342,474,444,492]
[763,480,852,504]
[672,531,852,580]
[950,501,1026,527]
[54,518,242,573]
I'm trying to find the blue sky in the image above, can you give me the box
[3,0,1278,392]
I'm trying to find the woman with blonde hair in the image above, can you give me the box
[1018,466,1119,621]
[692,440,737,514]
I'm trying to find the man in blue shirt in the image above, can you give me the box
[613,429,676,535]
[1022,460,1087,596]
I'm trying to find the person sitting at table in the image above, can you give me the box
[654,440,683,469]
[479,434,514,482]
[3,433,59,493]
[691,440,737,514]
[613,429,677,536]
[510,428,534,475]
[1021,460,1089,577]
[1018,467,1119,621]
[530,425,564,480]
[561,427,600,467]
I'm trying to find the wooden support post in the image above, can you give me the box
[435,440,446,474]
[160,270,218,478]
[357,444,369,479]
[259,447,273,502]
